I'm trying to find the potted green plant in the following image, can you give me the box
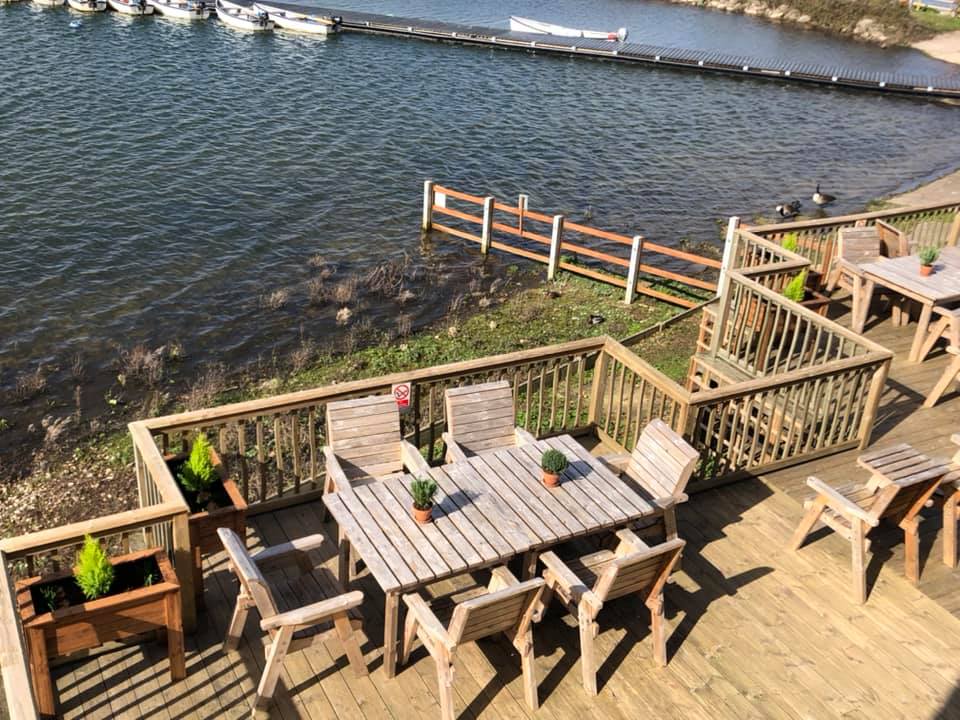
[164,433,246,600]
[541,448,568,487]
[918,246,939,276]
[411,476,439,524]
[16,535,184,717]
[782,270,830,317]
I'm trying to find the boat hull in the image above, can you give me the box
[252,2,336,34]
[107,0,154,14]
[216,1,273,31]
[67,0,106,11]
[509,16,626,41]
[149,0,210,19]
[33,0,66,7]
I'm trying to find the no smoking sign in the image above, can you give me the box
[392,382,412,411]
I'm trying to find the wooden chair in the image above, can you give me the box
[825,226,883,295]
[400,567,544,720]
[598,419,699,542]
[924,346,960,408]
[918,305,960,364]
[442,380,537,462]
[942,434,960,569]
[536,531,685,695]
[875,219,907,258]
[218,528,368,717]
[321,393,431,519]
[789,448,949,603]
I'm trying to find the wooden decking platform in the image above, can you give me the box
[47,311,960,720]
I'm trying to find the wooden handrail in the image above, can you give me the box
[128,422,186,506]
[141,336,610,432]
[748,199,960,234]
[0,550,39,719]
[602,338,693,405]
[0,502,186,559]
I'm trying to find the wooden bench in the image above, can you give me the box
[442,380,536,462]
[789,443,950,603]
[401,568,544,719]
[537,531,685,694]
[218,528,368,717]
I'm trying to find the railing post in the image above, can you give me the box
[587,348,611,428]
[172,513,197,634]
[548,214,564,281]
[857,358,891,450]
[481,196,495,255]
[517,194,528,236]
[718,216,740,295]
[624,234,643,304]
[421,180,435,232]
[0,550,40,720]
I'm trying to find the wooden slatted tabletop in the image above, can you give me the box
[323,434,657,678]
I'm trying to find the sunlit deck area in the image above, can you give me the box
[31,312,960,720]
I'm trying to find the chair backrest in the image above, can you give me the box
[218,528,279,623]
[593,538,685,604]
[626,419,699,500]
[875,472,946,524]
[444,381,517,456]
[326,394,403,479]
[875,220,906,258]
[447,578,544,645]
[837,226,881,263]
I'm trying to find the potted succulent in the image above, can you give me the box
[411,476,439,524]
[918,246,939,276]
[164,433,246,600]
[541,448,568,487]
[16,535,184,717]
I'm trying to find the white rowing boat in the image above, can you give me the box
[67,0,106,11]
[33,0,66,8]
[216,0,272,30]
[108,0,154,14]
[149,0,210,20]
[509,16,627,41]
[251,2,338,34]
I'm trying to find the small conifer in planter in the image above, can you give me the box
[74,534,115,600]
[918,246,939,276]
[411,476,439,524]
[541,449,568,487]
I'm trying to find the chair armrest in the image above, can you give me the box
[514,427,537,445]
[401,440,432,476]
[650,493,688,510]
[252,534,327,567]
[403,593,455,652]
[539,551,590,602]
[323,446,353,489]
[261,590,364,632]
[597,452,630,474]
[441,432,470,463]
[489,565,520,592]
[806,476,879,527]
[614,528,650,555]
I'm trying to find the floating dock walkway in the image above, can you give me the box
[265,1,960,99]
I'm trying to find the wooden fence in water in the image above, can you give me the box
[422,181,721,308]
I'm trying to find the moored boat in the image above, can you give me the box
[149,0,210,20]
[67,0,107,11]
[251,2,338,34]
[508,16,627,41]
[215,0,272,31]
[107,0,154,14]
[32,0,67,7]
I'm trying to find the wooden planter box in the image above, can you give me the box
[16,548,185,718]
[800,289,831,317]
[165,447,247,602]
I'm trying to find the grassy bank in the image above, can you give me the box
[0,269,705,539]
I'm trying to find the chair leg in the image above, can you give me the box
[578,606,599,696]
[401,611,419,666]
[435,651,456,720]
[649,595,667,667]
[532,583,554,623]
[902,519,920,584]
[851,519,868,604]
[945,489,959,569]
[789,500,825,551]
[825,264,840,293]
[333,613,368,677]
[917,316,949,362]
[518,629,539,712]
[254,627,294,716]
[224,596,251,652]
[923,354,960,408]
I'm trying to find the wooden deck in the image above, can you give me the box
[46,312,960,720]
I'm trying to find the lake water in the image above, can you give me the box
[1,0,959,455]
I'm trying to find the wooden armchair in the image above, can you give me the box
[442,380,536,462]
[401,567,545,720]
[536,531,685,695]
[826,225,883,295]
[217,528,368,717]
[321,394,431,518]
[598,419,699,541]
[789,447,949,603]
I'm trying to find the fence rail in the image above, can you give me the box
[424,181,720,308]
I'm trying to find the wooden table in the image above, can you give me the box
[854,246,960,362]
[322,434,656,678]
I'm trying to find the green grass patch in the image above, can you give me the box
[912,7,960,32]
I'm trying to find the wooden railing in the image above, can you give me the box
[0,549,38,720]
[748,200,960,281]
[423,181,721,308]
[728,228,810,293]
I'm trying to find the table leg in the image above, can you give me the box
[521,551,539,580]
[909,303,934,363]
[384,591,400,679]
[338,532,351,588]
[853,277,874,334]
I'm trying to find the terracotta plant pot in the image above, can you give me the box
[412,504,433,524]
[17,548,184,717]
[920,264,934,276]
[542,470,561,488]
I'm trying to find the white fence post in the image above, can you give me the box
[718,216,740,295]
[421,180,435,232]
[548,214,564,280]
[517,194,529,235]
[624,234,644,304]
[481,196,495,254]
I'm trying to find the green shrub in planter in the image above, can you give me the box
[74,535,114,601]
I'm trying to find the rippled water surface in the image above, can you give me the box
[1,0,959,445]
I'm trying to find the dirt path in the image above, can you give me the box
[913,30,960,66]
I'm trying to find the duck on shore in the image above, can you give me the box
[775,200,802,218]
[812,183,836,207]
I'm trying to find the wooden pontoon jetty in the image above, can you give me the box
[257,1,960,99]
